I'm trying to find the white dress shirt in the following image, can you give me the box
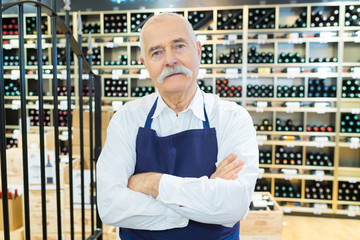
[97,87,259,230]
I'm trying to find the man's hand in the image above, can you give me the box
[210,153,244,180]
[128,172,163,198]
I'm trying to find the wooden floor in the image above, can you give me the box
[282,215,360,240]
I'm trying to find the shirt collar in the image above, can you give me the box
[152,86,205,121]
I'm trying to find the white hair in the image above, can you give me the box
[139,13,198,60]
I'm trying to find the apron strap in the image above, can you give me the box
[202,103,210,129]
[144,97,211,129]
[144,97,159,129]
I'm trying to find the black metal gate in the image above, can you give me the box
[0,0,103,239]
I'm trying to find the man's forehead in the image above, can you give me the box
[143,24,191,45]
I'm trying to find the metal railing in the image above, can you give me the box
[0,0,103,239]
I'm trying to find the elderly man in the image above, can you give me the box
[97,13,258,240]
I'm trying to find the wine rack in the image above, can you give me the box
[217,9,243,30]
[2,1,360,217]
[2,17,18,35]
[104,13,127,33]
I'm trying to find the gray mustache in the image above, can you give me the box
[157,65,193,83]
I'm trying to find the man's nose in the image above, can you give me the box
[164,50,177,66]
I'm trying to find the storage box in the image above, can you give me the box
[240,192,283,238]
[72,146,92,168]
[64,208,96,233]
[0,195,23,231]
[72,110,113,130]
[0,149,23,185]
[63,171,95,209]
[72,128,107,148]
[29,209,60,234]
[29,189,63,212]
[0,226,24,240]
[17,131,55,150]
[62,157,95,186]
[27,150,56,185]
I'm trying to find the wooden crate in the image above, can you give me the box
[0,226,24,240]
[64,208,96,233]
[0,195,23,231]
[0,148,23,185]
[29,209,61,234]
[240,192,283,238]
[29,189,59,212]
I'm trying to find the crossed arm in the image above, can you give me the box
[128,153,244,198]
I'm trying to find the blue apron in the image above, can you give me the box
[120,97,240,240]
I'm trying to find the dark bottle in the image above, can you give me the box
[46,154,54,184]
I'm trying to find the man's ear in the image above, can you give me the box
[196,41,202,63]
[140,56,147,68]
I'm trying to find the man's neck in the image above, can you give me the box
[160,84,197,115]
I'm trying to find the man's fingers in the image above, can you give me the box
[219,159,243,175]
[223,166,243,180]
[217,153,237,170]
[210,155,244,180]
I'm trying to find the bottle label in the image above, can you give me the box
[139,69,149,80]
[283,207,291,213]
[228,34,237,45]
[257,34,267,44]
[196,35,207,45]
[11,100,21,110]
[258,168,264,179]
[348,206,359,216]
[351,108,360,114]
[225,68,238,79]
[59,101,68,110]
[281,168,297,180]
[350,137,359,149]
[10,39,19,48]
[10,70,20,80]
[348,177,357,184]
[197,69,206,80]
[112,69,123,80]
[288,33,303,44]
[315,170,325,182]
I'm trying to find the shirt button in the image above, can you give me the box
[175,124,180,129]
[175,221,180,226]
[166,197,171,201]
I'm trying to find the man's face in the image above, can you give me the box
[140,17,201,95]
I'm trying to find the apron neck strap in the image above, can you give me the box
[144,97,158,129]
[202,104,210,129]
[144,97,210,129]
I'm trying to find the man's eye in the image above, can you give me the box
[176,44,185,49]
[153,51,160,56]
